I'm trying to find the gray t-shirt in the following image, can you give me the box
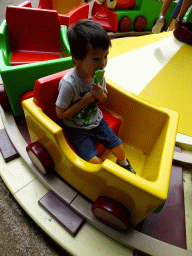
[55,68,107,130]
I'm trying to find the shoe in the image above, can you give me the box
[152,16,165,34]
[116,159,136,174]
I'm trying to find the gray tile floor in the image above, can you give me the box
[0,0,39,24]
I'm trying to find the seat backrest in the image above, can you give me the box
[33,69,71,126]
[38,0,85,14]
[6,6,61,53]
[59,3,89,27]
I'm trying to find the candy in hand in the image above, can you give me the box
[94,70,105,84]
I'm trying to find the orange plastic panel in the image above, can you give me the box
[53,0,85,14]
[39,0,85,14]
[59,3,89,27]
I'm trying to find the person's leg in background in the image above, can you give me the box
[168,0,184,30]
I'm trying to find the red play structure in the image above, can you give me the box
[6,6,63,65]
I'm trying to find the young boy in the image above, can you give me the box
[55,19,135,174]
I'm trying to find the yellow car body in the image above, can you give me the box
[23,73,178,225]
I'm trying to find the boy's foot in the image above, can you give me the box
[117,159,136,174]
[152,16,165,34]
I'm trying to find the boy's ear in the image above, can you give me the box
[72,56,81,66]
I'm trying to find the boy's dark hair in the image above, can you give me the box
[67,19,111,60]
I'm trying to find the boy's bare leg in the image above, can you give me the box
[87,144,125,165]
[111,144,126,161]
[112,144,136,174]
[87,144,135,173]
[88,155,103,164]
[87,144,126,164]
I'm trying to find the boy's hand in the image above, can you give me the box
[91,83,107,103]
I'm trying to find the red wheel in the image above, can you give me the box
[26,142,54,174]
[119,17,132,32]
[92,196,131,230]
[0,84,11,110]
[20,91,33,108]
[134,16,147,32]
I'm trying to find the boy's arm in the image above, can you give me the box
[91,84,107,103]
[56,91,95,120]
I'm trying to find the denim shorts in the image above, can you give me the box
[172,0,183,19]
[64,119,122,161]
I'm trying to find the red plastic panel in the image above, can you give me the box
[92,1,118,32]
[59,3,89,27]
[20,91,34,108]
[6,6,61,53]
[33,70,68,126]
[33,69,121,156]
[18,1,32,7]
[116,0,136,9]
[38,0,53,9]
[96,108,121,156]
[11,51,60,66]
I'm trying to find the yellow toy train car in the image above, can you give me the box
[22,68,178,229]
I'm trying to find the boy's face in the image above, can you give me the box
[75,46,109,79]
